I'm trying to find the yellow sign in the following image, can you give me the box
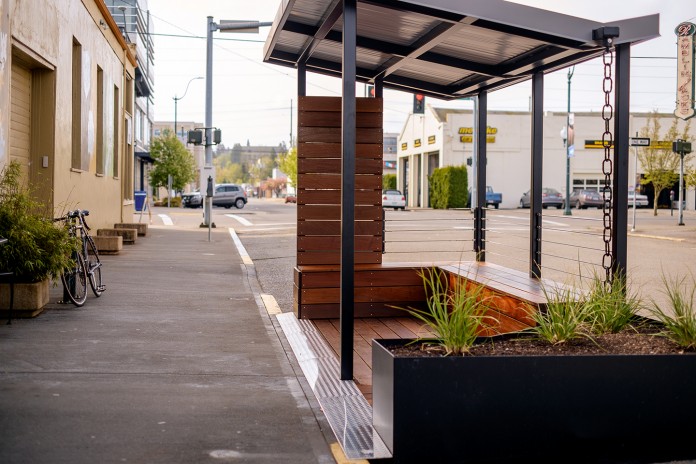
[401,142,407,151]
[428,135,436,144]
[585,139,672,149]
[460,136,495,143]
[458,126,498,135]
[414,139,421,148]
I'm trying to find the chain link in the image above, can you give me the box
[601,48,614,287]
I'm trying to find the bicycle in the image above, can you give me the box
[54,209,105,306]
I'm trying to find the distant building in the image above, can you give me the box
[106,0,155,197]
[383,132,398,175]
[399,106,695,210]
[0,0,137,228]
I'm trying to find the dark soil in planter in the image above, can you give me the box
[388,323,692,357]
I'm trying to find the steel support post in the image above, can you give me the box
[340,0,357,381]
[530,72,544,278]
[374,75,383,99]
[297,61,306,97]
[474,91,487,262]
[612,42,630,280]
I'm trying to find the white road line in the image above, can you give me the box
[158,214,173,226]
[225,214,253,226]
[228,228,253,265]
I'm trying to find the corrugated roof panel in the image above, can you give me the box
[394,61,472,87]
[288,0,330,27]
[432,24,545,65]
[274,30,310,55]
[355,3,442,47]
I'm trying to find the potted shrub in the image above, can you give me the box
[372,268,696,463]
[0,162,76,317]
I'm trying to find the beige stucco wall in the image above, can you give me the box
[0,0,135,229]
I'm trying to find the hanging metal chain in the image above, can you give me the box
[601,47,614,287]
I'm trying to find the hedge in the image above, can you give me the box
[429,165,468,209]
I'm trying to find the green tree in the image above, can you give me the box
[249,156,275,185]
[638,112,693,215]
[277,146,297,187]
[429,165,468,209]
[383,173,397,190]
[149,130,196,192]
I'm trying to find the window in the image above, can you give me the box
[71,38,82,170]
[96,66,104,174]
[113,85,119,177]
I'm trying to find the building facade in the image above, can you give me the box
[0,0,137,228]
[398,106,695,210]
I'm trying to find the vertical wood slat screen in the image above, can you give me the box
[297,96,383,266]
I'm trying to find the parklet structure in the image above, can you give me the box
[264,0,659,460]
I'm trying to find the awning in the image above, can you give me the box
[263,0,659,99]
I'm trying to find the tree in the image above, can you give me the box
[149,130,197,193]
[277,146,297,187]
[637,112,693,215]
[249,156,275,185]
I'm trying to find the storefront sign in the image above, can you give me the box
[585,139,672,150]
[675,22,695,120]
[460,135,496,143]
[428,135,436,144]
[458,126,498,135]
[401,142,407,151]
[414,138,421,148]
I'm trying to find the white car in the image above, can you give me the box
[382,189,406,210]
[628,191,648,208]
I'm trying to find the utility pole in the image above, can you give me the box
[564,66,575,216]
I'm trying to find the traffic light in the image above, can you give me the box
[413,93,425,114]
[367,85,375,98]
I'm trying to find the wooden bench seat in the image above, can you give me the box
[438,261,579,334]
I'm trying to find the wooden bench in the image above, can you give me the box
[114,223,148,237]
[294,262,433,319]
[438,261,578,334]
[92,235,123,255]
[97,228,137,244]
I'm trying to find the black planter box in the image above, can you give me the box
[372,338,696,464]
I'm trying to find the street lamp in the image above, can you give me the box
[563,66,575,216]
[173,77,203,139]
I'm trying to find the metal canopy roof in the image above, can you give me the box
[263,0,659,99]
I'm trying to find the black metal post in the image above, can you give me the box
[375,75,383,98]
[612,42,630,280]
[340,0,356,381]
[297,60,306,97]
[530,72,544,278]
[474,90,487,262]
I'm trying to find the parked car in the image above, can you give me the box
[466,186,502,208]
[382,189,406,210]
[628,189,648,208]
[212,183,247,209]
[568,189,603,209]
[285,195,297,204]
[181,190,203,208]
[519,188,563,209]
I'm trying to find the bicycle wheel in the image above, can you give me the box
[85,236,104,296]
[61,252,88,306]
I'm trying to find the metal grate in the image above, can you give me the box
[276,313,391,460]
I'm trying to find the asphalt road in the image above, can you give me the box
[149,200,696,313]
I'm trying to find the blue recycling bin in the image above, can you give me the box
[134,191,147,212]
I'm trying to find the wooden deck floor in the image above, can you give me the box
[313,317,432,403]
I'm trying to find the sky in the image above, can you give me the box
[146,0,696,148]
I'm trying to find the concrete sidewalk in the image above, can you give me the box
[0,226,335,464]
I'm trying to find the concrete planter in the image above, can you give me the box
[0,279,50,318]
[372,338,696,464]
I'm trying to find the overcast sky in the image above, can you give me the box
[147,0,696,148]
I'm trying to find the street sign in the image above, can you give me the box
[629,137,650,147]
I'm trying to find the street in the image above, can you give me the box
[145,200,696,312]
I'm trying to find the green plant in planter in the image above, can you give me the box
[583,272,643,335]
[0,162,77,282]
[648,273,696,350]
[527,284,591,345]
[400,267,491,355]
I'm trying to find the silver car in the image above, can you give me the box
[519,188,563,209]
[212,183,247,209]
[568,189,603,209]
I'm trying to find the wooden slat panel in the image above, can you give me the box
[301,285,425,304]
[297,251,382,265]
[298,235,382,252]
[299,111,382,129]
[298,127,383,144]
[298,205,382,221]
[298,95,383,113]
[298,303,417,319]
[298,157,383,175]
[297,220,382,236]
[298,189,382,206]
[298,143,382,159]
[297,174,382,191]
[298,268,424,289]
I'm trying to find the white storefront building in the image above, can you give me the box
[398,107,694,210]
